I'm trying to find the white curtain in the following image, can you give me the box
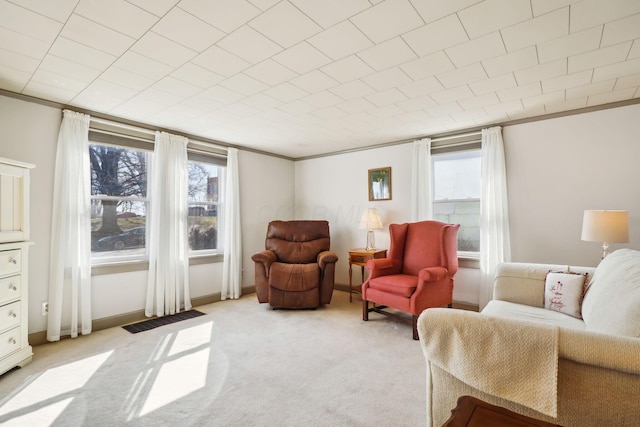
[221,147,242,300]
[479,126,511,310]
[48,110,92,341]
[410,138,433,222]
[145,132,190,317]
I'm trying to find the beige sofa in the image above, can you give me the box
[418,249,640,427]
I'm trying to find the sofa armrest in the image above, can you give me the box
[493,262,568,307]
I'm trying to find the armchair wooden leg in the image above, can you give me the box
[363,300,369,321]
[412,315,419,340]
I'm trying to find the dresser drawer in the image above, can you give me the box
[0,249,21,277]
[0,275,20,306]
[0,300,20,333]
[0,326,21,359]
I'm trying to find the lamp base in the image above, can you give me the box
[365,230,376,251]
[601,242,610,259]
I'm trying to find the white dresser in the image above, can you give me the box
[0,157,34,376]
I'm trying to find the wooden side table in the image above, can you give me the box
[348,248,387,302]
[443,396,561,427]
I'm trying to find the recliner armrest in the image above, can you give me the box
[318,250,338,268]
[251,250,277,273]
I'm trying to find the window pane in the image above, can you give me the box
[433,149,481,253]
[90,144,147,197]
[188,161,222,251]
[433,150,481,200]
[91,200,147,258]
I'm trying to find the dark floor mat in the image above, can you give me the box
[122,310,206,333]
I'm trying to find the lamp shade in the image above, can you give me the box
[359,208,383,230]
[581,210,629,243]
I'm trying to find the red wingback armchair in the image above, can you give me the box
[252,220,338,309]
[362,220,460,339]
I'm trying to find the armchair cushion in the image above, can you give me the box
[368,274,418,297]
[269,262,319,292]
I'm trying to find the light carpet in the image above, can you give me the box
[0,291,425,426]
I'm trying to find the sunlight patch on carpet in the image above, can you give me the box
[122,310,206,334]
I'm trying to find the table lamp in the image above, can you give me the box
[360,208,383,250]
[581,210,629,259]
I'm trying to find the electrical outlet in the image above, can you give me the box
[42,302,49,316]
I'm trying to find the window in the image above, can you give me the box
[432,149,481,253]
[90,143,150,261]
[187,155,225,253]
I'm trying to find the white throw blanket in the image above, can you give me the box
[418,308,559,418]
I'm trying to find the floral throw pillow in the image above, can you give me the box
[544,271,589,319]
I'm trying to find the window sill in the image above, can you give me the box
[458,252,479,269]
[91,253,223,276]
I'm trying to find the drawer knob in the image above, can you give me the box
[9,258,17,265]
[8,338,16,345]
[358,256,364,262]
[9,311,17,318]
[10,284,17,291]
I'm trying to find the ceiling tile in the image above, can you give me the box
[245,59,298,86]
[430,85,474,103]
[192,46,250,77]
[49,37,116,71]
[614,73,640,90]
[410,0,482,24]
[60,14,135,57]
[248,0,280,10]
[39,55,102,83]
[336,98,374,113]
[457,0,531,38]
[178,0,260,33]
[153,76,202,98]
[482,46,538,77]
[514,58,567,84]
[396,94,437,111]
[127,0,179,17]
[586,87,637,105]
[72,80,135,111]
[537,26,602,64]
[445,31,506,68]
[290,0,370,28]
[496,81,541,102]
[131,32,198,68]
[592,57,640,82]
[308,21,373,60]
[541,70,592,93]
[272,42,331,75]
[566,79,616,98]
[22,80,77,103]
[217,26,283,64]
[402,14,468,57]
[568,42,632,73]
[626,40,640,59]
[426,102,463,117]
[436,63,487,89]
[398,77,445,97]
[264,82,309,102]
[570,0,640,33]
[601,13,640,47]
[7,0,77,22]
[329,80,375,100]
[458,92,500,109]
[501,7,569,52]
[75,0,158,39]
[350,0,424,44]
[0,27,49,59]
[0,47,39,73]
[361,67,412,91]
[290,70,338,93]
[400,51,455,81]
[113,51,173,81]
[202,85,245,104]
[530,0,579,17]
[483,99,523,116]
[278,100,317,115]
[249,1,322,48]
[303,91,343,108]
[541,94,584,113]
[0,1,63,43]
[469,73,517,95]
[364,88,407,107]
[101,65,154,90]
[170,63,225,88]
[152,7,225,52]
[357,37,416,71]
[241,93,283,110]
[219,73,268,96]
[320,55,374,83]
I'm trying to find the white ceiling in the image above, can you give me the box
[1,0,640,158]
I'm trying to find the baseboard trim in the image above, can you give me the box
[29,286,257,347]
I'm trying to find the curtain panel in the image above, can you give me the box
[48,110,92,341]
[479,126,512,310]
[410,138,433,222]
[221,147,242,300]
[146,131,191,317]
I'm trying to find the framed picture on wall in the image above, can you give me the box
[368,167,391,201]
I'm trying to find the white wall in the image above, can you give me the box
[0,94,295,335]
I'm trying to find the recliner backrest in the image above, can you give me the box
[265,220,330,264]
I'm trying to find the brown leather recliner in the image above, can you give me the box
[252,220,338,309]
